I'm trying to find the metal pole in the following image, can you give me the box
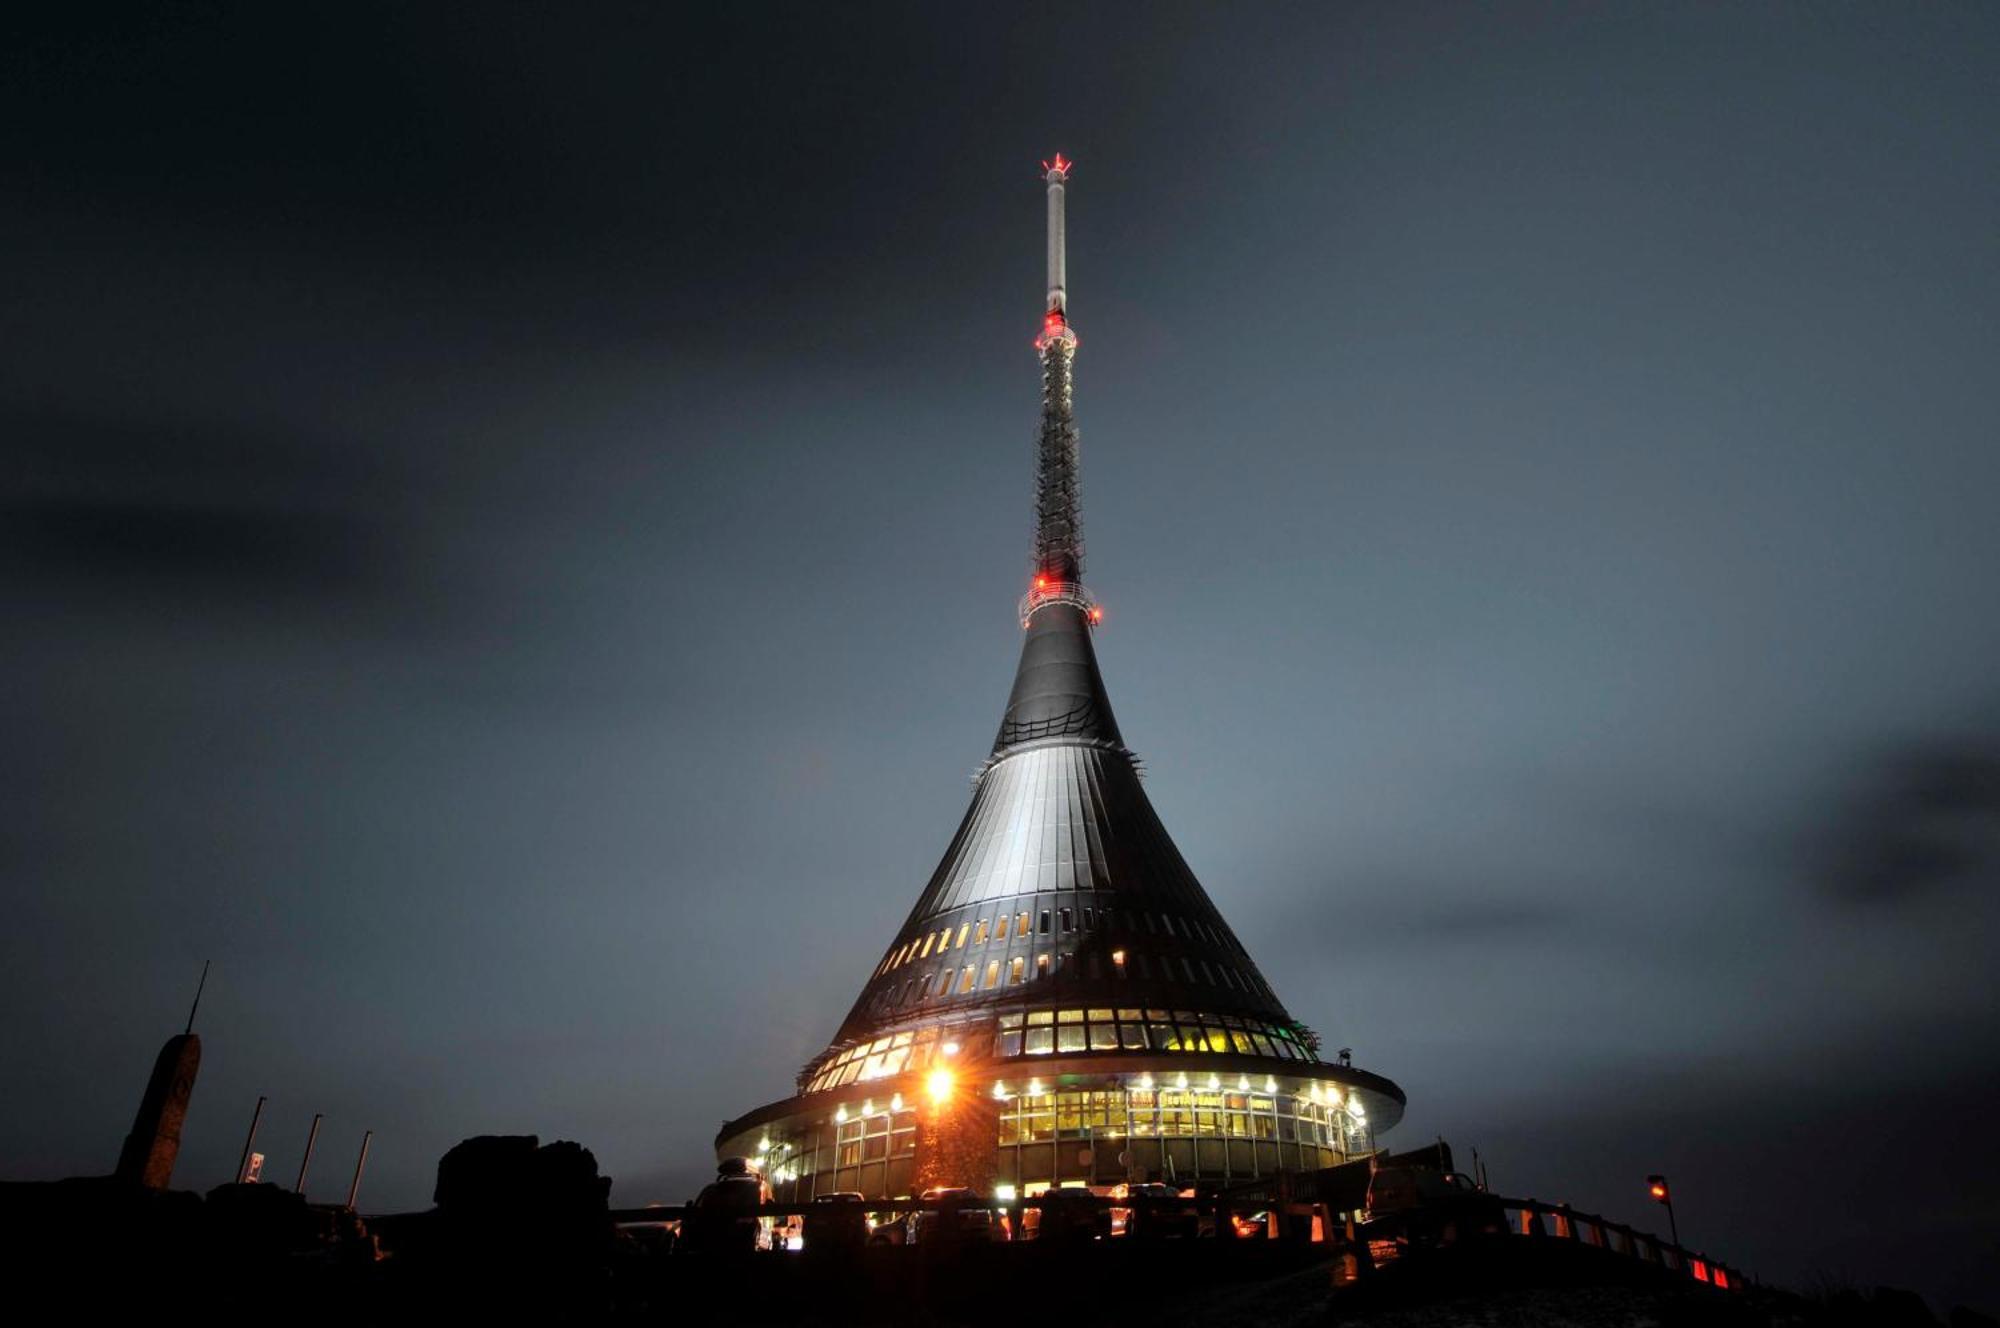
[295,1112,323,1195]
[1664,1197,1681,1255]
[345,1130,373,1210]
[235,1094,266,1183]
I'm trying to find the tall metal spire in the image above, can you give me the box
[1031,155,1084,594]
[999,155,1116,753]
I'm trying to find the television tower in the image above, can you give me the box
[715,158,1403,1200]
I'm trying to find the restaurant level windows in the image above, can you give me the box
[975,919,990,944]
[938,927,953,951]
[1009,956,1025,985]
[959,965,977,994]
[994,914,1010,940]
[918,934,934,958]
[983,960,1001,989]
[1016,911,1031,936]
[955,923,970,948]
[1036,953,1051,978]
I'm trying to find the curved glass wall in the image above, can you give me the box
[802,1006,1318,1094]
[755,1084,1371,1202]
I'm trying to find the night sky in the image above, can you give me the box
[6,2,1998,1310]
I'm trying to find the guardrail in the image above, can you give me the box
[609,1190,1747,1292]
[1492,1196,1745,1291]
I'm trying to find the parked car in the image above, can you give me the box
[906,1187,1006,1245]
[1360,1168,1505,1254]
[1121,1183,1200,1240]
[1027,1187,1109,1242]
[680,1157,772,1253]
[803,1192,868,1254]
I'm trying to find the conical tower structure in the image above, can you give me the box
[717,158,1403,1199]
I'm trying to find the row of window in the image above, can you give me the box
[997,1088,1362,1149]
[879,945,1274,1014]
[801,1007,1320,1095]
[804,1026,951,1094]
[994,1008,1315,1063]
[764,1088,1365,1192]
[873,904,1243,981]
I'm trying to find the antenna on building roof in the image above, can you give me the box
[185,959,212,1036]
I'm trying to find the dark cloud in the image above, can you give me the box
[0,406,404,599]
[1814,741,2000,904]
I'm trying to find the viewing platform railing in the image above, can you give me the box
[608,1189,1748,1293]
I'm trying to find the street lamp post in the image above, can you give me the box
[1647,1174,1682,1253]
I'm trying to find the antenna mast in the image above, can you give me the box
[185,959,211,1035]
[1026,154,1091,619]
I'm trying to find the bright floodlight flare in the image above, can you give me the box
[927,1068,955,1105]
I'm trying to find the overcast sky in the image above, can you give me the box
[4,1,1997,1310]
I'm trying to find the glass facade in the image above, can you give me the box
[802,1006,1317,1095]
[758,1080,1370,1202]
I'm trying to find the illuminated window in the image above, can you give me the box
[983,960,1000,989]
[955,923,970,948]
[934,969,953,998]
[919,934,935,958]
[938,927,953,951]
[959,965,977,993]
[975,919,990,944]
[1016,911,1031,936]
[994,914,1010,940]
[1009,957,1025,985]
[1036,953,1051,978]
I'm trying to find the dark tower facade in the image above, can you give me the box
[716,158,1403,1199]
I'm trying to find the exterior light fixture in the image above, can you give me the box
[890,1093,904,1113]
[861,1099,873,1116]
[835,1105,848,1123]
[1206,1073,1221,1091]
[1238,1074,1250,1091]
[993,1081,1010,1100]
[927,1068,955,1105]
[1028,1078,1043,1096]
[942,1040,961,1056]
[1111,950,1125,965]
[1175,1072,1189,1090]
[1137,1073,1154,1090]
[756,1136,770,1153]
[1265,1076,1278,1094]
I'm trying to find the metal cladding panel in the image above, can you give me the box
[995,602,1120,748]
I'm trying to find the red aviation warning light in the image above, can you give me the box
[1042,153,1072,176]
